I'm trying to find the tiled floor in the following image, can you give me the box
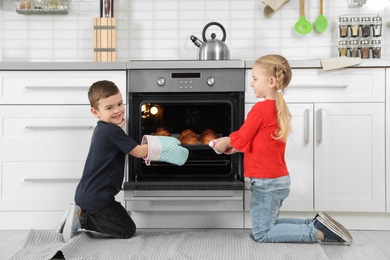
[1,229,390,260]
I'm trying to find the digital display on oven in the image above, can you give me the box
[171,73,201,78]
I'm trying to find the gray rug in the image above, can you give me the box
[11,229,330,260]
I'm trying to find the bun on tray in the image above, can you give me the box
[180,134,199,145]
[155,127,171,136]
[179,129,198,145]
[200,129,217,144]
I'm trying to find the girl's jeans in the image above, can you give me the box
[79,200,136,239]
[250,176,318,243]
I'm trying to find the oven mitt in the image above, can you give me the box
[141,135,189,166]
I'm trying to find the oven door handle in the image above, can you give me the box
[127,196,242,201]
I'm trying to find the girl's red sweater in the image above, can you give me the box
[229,99,289,179]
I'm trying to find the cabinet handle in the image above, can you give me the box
[317,108,323,143]
[24,178,80,183]
[126,196,243,201]
[25,86,89,90]
[304,109,310,144]
[25,126,93,130]
[289,84,348,89]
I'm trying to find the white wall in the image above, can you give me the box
[0,0,389,62]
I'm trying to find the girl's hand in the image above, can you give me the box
[117,118,126,128]
[224,147,238,155]
[214,137,231,154]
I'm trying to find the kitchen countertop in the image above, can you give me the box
[0,62,127,70]
[0,59,389,70]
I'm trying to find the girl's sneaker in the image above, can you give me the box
[314,211,353,245]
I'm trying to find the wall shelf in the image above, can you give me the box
[15,0,70,14]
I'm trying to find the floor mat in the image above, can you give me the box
[11,229,330,260]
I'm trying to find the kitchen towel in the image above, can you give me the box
[11,229,331,260]
[263,0,291,18]
[320,57,362,71]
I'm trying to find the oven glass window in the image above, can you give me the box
[129,93,243,183]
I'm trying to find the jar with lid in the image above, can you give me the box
[360,40,370,59]
[361,17,371,37]
[339,17,349,37]
[338,40,348,57]
[349,17,360,37]
[372,16,382,37]
[348,40,359,57]
[371,40,381,59]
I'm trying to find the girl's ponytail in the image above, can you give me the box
[255,55,292,142]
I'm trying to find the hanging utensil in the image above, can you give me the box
[314,0,328,32]
[294,0,312,35]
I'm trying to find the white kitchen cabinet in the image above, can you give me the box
[244,68,386,215]
[386,69,390,213]
[0,70,126,230]
[314,102,385,212]
[0,71,126,104]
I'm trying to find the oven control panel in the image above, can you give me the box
[129,69,244,92]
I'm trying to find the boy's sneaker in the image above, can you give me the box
[314,211,353,245]
[54,204,71,233]
[62,203,81,243]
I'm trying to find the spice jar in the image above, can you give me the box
[371,40,381,59]
[372,16,382,37]
[339,17,349,37]
[338,41,348,57]
[360,40,370,59]
[361,17,371,37]
[349,17,360,37]
[348,40,359,57]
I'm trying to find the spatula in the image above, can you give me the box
[315,0,328,33]
[295,0,312,35]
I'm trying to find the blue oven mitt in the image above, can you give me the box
[141,135,189,166]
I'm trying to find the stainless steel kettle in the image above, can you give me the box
[190,22,230,60]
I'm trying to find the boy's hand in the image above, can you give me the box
[117,118,126,128]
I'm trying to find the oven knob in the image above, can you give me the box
[157,77,165,86]
[207,77,215,86]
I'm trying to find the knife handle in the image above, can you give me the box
[111,0,114,17]
[105,0,110,17]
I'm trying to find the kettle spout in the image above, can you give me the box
[190,35,203,48]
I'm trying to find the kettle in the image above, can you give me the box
[190,22,230,60]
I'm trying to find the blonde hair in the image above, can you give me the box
[254,54,292,142]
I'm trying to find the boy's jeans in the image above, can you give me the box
[80,200,136,239]
[250,176,318,243]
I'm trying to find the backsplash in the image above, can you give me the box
[0,0,389,62]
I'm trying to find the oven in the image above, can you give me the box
[124,61,245,226]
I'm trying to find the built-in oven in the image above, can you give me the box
[124,60,245,214]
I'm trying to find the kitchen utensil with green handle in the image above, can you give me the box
[295,0,312,35]
[315,0,328,32]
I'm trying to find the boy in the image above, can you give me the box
[57,80,161,242]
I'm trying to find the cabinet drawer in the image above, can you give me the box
[0,71,126,104]
[0,105,97,150]
[0,150,84,211]
[245,68,385,103]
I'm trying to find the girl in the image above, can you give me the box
[214,54,352,245]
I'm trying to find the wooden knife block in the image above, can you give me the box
[93,18,116,62]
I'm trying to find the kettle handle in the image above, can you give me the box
[202,22,227,42]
